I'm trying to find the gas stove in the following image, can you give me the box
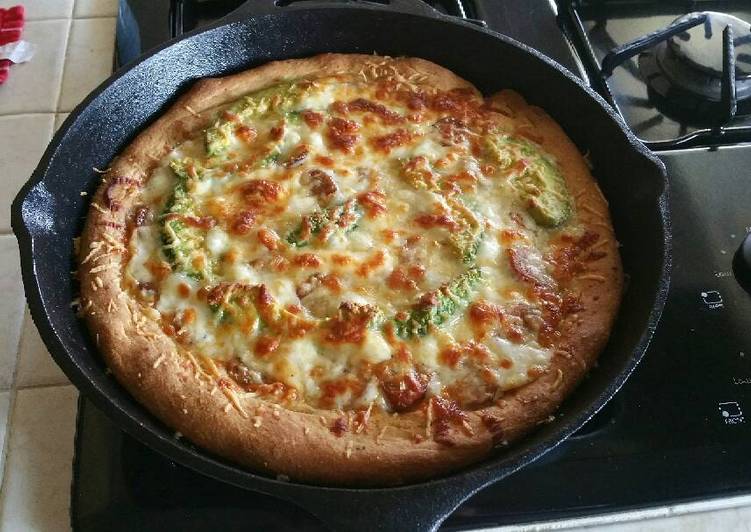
[72,1,751,530]
[565,2,751,148]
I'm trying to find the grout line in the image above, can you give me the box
[73,15,120,21]
[0,386,18,502]
[5,305,26,396]
[13,382,73,392]
[0,268,32,500]
[0,111,58,119]
[54,16,119,114]
[20,18,71,22]
[23,13,122,21]
[1,332,24,489]
[53,16,74,114]
[23,1,75,23]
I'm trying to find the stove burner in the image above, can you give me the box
[637,12,751,124]
[670,12,751,79]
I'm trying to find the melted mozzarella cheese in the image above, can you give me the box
[127,226,159,282]
[489,337,552,389]
[125,75,570,411]
[298,84,338,110]
[206,227,230,257]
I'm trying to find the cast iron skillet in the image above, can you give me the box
[11,1,670,530]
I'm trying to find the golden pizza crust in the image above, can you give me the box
[78,54,621,486]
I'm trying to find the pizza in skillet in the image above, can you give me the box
[78,54,622,486]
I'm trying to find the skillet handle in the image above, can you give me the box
[227,0,444,20]
[278,483,475,532]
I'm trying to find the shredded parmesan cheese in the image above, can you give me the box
[579,203,604,217]
[577,273,606,282]
[90,202,109,214]
[90,262,117,274]
[376,425,389,444]
[425,398,434,438]
[223,387,248,418]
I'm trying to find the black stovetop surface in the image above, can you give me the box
[73,1,751,530]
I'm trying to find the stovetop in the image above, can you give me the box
[73,1,751,530]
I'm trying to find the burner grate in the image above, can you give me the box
[559,0,751,148]
[601,12,748,126]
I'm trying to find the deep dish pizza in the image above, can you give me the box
[78,54,622,486]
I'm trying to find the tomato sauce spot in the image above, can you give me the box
[371,128,413,153]
[347,98,404,125]
[332,254,352,266]
[236,125,257,144]
[146,259,172,281]
[292,253,322,269]
[241,179,282,206]
[440,345,462,368]
[357,190,387,218]
[314,155,335,167]
[231,211,256,235]
[387,267,417,291]
[431,396,468,446]
[325,302,377,344]
[301,110,323,128]
[257,228,279,251]
[254,335,280,356]
[322,273,342,293]
[330,417,348,437]
[283,144,309,169]
[469,300,502,326]
[414,213,460,232]
[177,282,191,299]
[380,369,429,411]
[326,117,360,152]
[356,250,386,277]
[270,123,285,142]
[225,358,255,392]
[303,169,338,200]
[180,215,216,230]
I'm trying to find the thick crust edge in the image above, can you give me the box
[78,53,622,486]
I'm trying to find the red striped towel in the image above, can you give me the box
[0,5,25,85]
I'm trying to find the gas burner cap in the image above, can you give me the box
[638,11,751,124]
[669,12,751,79]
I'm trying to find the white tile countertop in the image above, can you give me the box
[0,1,749,530]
